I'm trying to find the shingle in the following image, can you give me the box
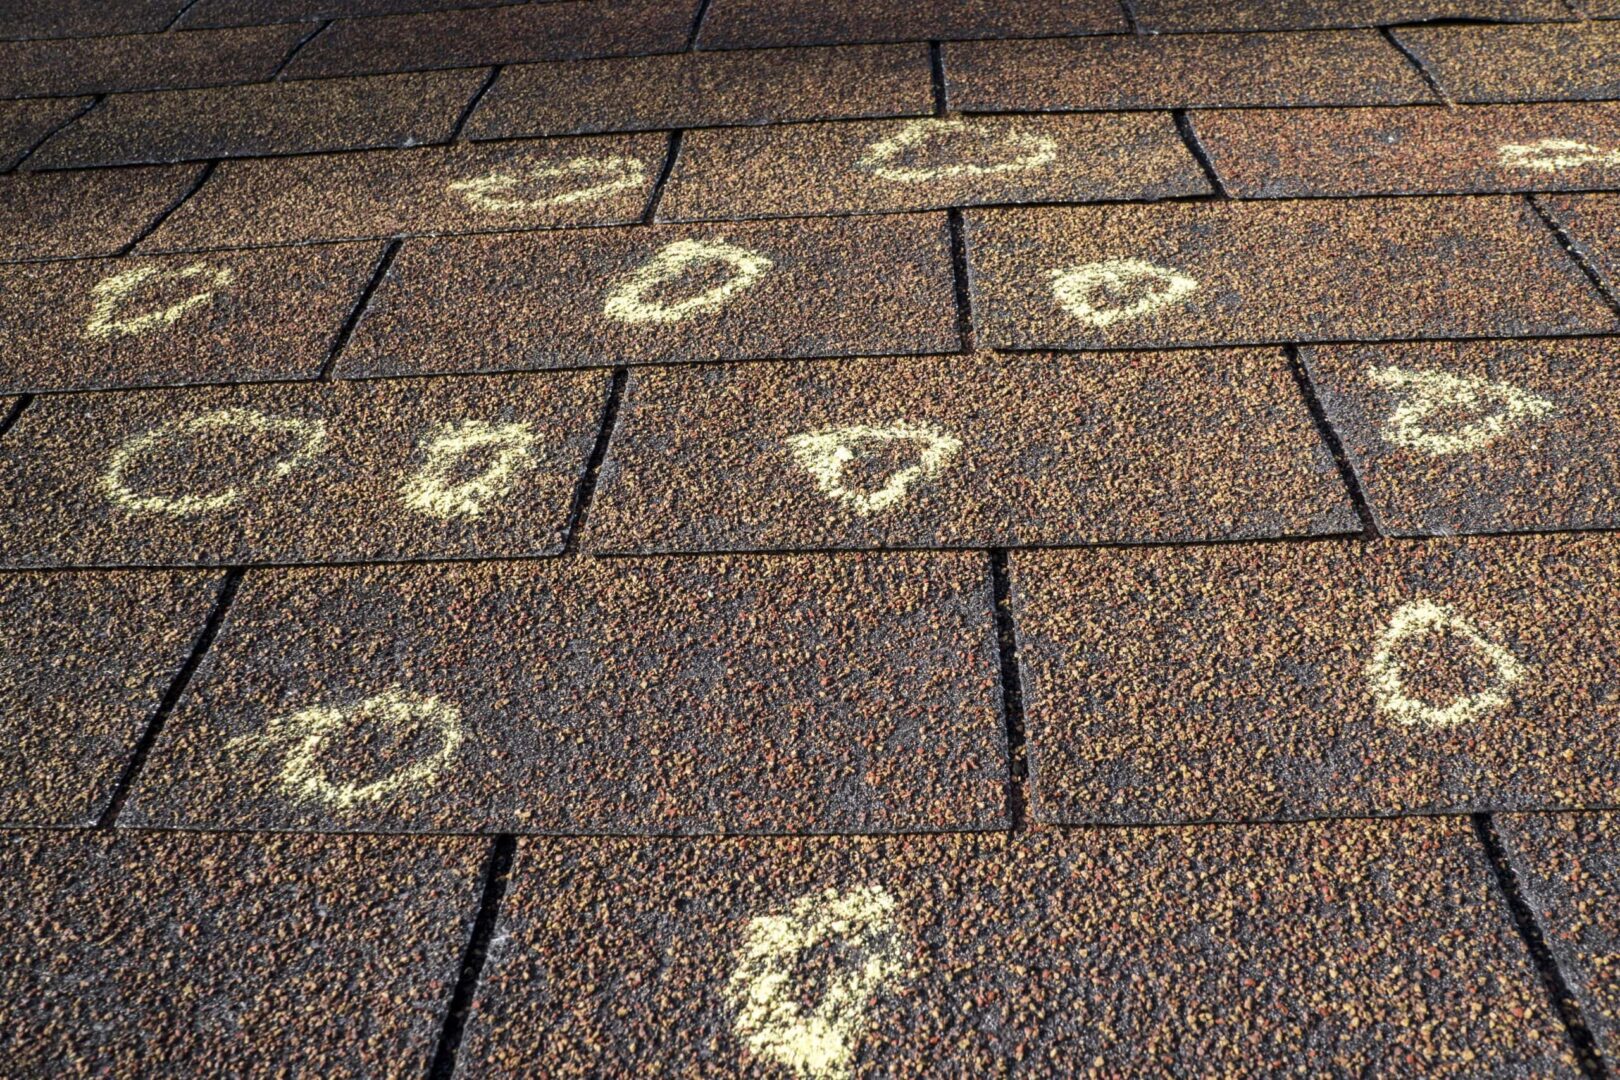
[947,30,1437,112]
[0,243,383,392]
[122,553,1008,833]
[1015,534,1620,824]
[463,44,933,139]
[284,0,695,79]
[696,0,1126,49]
[0,829,483,1076]
[1306,337,1620,536]
[1500,811,1620,1059]
[586,350,1357,553]
[179,0,513,28]
[966,197,1618,350]
[337,214,959,376]
[25,69,487,169]
[1393,22,1620,103]
[0,0,188,41]
[1537,192,1620,299]
[143,134,666,251]
[0,25,304,99]
[657,113,1209,221]
[1134,0,1570,32]
[0,571,222,826]
[0,164,204,261]
[1198,103,1620,198]
[0,371,607,566]
[460,821,1570,1075]
[0,96,89,171]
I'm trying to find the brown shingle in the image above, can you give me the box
[26,69,488,169]
[464,44,933,139]
[0,164,205,261]
[122,553,1008,833]
[1135,0,1570,32]
[696,0,1125,49]
[657,112,1209,220]
[947,30,1437,112]
[585,350,1356,552]
[1393,22,1620,103]
[0,24,303,99]
[179,0,512,27]
[0,0,188,40]
[1015,534,1620,823]
[0,96,89,171]
[1537,192,1620,300]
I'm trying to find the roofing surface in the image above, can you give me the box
[3,1,1618,1076]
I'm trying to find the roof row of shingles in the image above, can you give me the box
[4,0,1620,1076]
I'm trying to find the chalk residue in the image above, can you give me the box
[449,155,645,211]
[1049,258,1197,329]
[786,422,962,515]
[1368,365,1555,457]
[85,263,236,340]
[399,419,539,519]
[856,118,1058,183]
[603,238,773,324]
[1366,599,1528,729]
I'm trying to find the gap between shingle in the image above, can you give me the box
[427,833,518,1080]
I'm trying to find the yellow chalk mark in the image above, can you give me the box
[786,422,962,515]
[603,238,772,325]
[1366,600,1528,729]
[856,118,1058,183]
[1049,258,1197,329]
[85,263,236,340]
[228,687,463,811]
[1499,138,1620,172]
[726,885,908,1080]
[99,408,327,516]
[1368,365,1555,457]
[447,155,645,211]
[399,419,539,520]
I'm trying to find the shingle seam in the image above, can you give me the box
[95,567,243,828]
[1172,109,1228,198]
[1119,0,1143,34]
[271,18,331,80]
[1529,194,1620,319]
[562,366,628,555]
[1473,813,1609,1079]
[947,208,976,352]
[686,0,715,50]
[5,93,102,173]
[427,833,518,1080]
[114,158,217,256]
[163,0,208,31]
[319,238,402,380]
[1380,27,1453,106]
[1288,345,1382,539]
[989,549,1028,834]
[929,41,949,115]
[0,394,34,442]
[449,64,502,141]
[643,128,683,222]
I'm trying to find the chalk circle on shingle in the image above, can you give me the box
[99,409,328,516]
[726,885,909,1080]
[84,263,237,341]
[447,155,647,212]
[1049,258,1197,329]
[603,238,774,325]
[1499,139,1620,172]
[1366,600,1529,730]
[226,687,464,812]
[399,419,540,520]
[855,118,1058,184]
[786,422,962,516]
[1369,365,1556,457]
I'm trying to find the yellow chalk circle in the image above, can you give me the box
[1368,365,1555,457]
[602,238,773,325]
[726,885,909,1080]
[85,263,236,340]
[99,408,327,516]
[1366,600,1528,729]
[1498,138,1620,172]
[399,419,539,520]
[447,155,645,211]
[1049,258,1197,329]
[786,422,962,516]
[856,118,1058,183]
[227,687,464,811]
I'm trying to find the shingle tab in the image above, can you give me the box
[966,197,1618,350]
[180,0,512,27]
[26,69,488,169]
[123,553,1008,833]
[0,96,89,171]
[461,822,1570,1075]
[0,164,205,261]
[284,0,696,79]
[1135,0,1570,32]
[657,113,1209,221]
[0,243,382,392]
[1537,192,1620,299]
[1015,534,1620,824]
[0,830,484,1076]
[1307,338,1620,536]
[338,214,959,376]
[696,0,1126,49]
[586,350,1357,553]
[1197,103,1620,198]
[947,30,1437,112]
[143,134,666,251]
[464,44,933,140]
[0,24,304,99]
[1393,22,1620,103]
[0,571,222,826]
[0,0,188,40]
[0,371,607,566]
